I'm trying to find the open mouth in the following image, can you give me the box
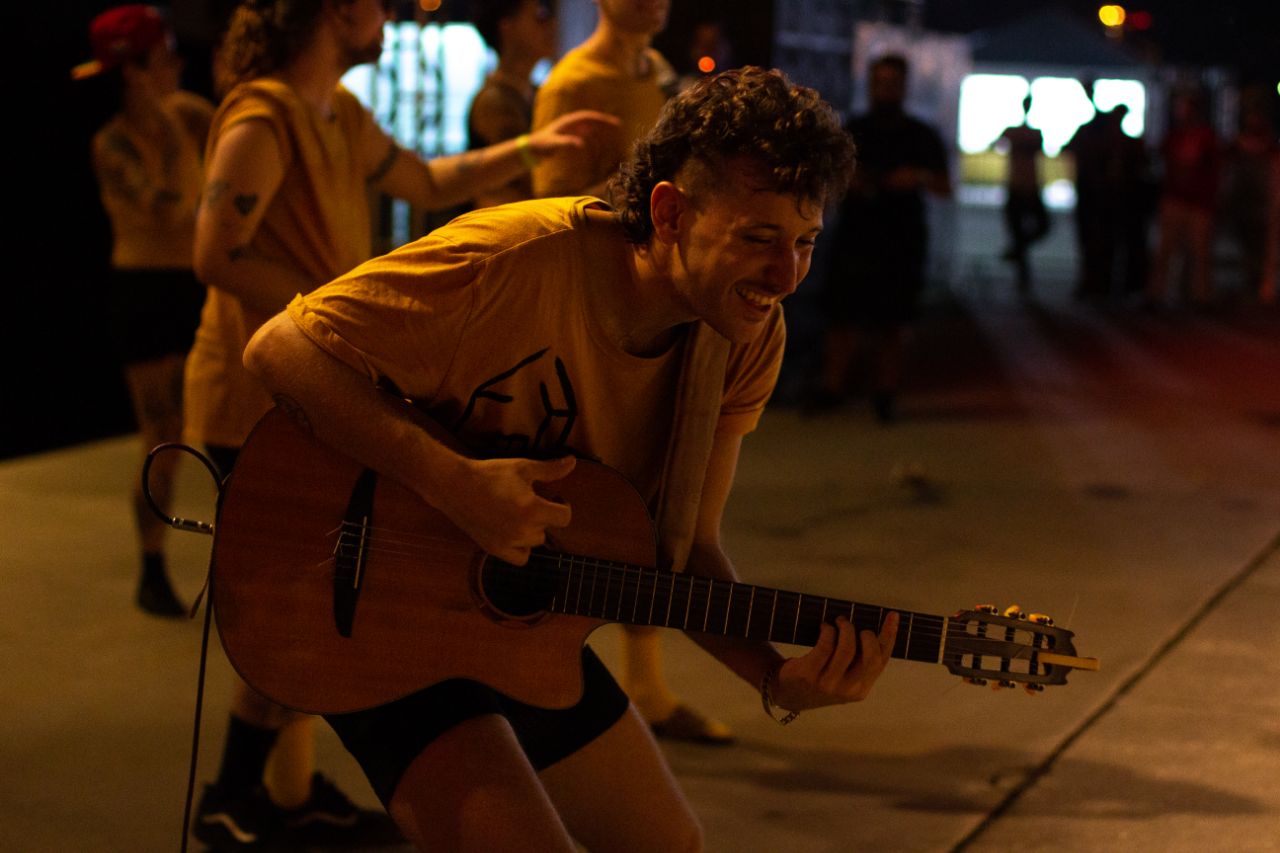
[735,287,776,312]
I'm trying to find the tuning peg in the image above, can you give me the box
[964,676,988,687]
[975,603,998,614]
[1024,684,1045,696]
[1003,604,1025,619]
[995,679,1016,690]
[1028,613,1054,626]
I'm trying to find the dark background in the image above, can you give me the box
[8,0,1277,459]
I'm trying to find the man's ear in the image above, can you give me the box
[649,181,687,245]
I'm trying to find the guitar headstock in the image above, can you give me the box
[943,604,1098,694]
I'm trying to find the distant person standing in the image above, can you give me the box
[1064,80,1114,301]
[1146,87,1220,310]
[76,4,213,618]
[466,0,558,208]
[815,53,951,423]
[1222,85,1279,304]
[530,0,674,200]
[529,0,735,747]
[997,95,1050,295]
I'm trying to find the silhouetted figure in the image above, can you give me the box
[1222,85,1279,303]
[997,95,1049,294]
[1065,81,1114,301]
[815,54,951,423]
[1147,88,1221,309]
[1108,104,1155,297]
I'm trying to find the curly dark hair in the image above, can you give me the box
[215,0,328,95]
[471,0,526,53]
[612,66,855,244]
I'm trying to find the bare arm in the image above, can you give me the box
[243,313,575,566]
[375,110,618,209]
[684,432,898,713]
[194,120,318,315]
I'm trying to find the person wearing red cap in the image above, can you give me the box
[183,1,614,848]
[76,4,213,619]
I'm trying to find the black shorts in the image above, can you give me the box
[109,268,205,365]
[324,646,630,805]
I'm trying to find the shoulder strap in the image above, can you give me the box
[654,321,730,574]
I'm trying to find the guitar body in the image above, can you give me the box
[212,408,659,715]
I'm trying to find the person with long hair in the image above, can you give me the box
[186,1,613,846]
[75,5,213,618]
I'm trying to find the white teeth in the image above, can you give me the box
[737,288,773,308]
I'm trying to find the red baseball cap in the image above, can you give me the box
[71,4,173,81]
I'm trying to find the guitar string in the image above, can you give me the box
[225,539,1057,677]
[316,531,1063,660]
[327,521,1068,656]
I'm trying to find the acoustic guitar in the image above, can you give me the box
[211,408,1098,715]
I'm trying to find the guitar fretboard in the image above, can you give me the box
[515,553,951,665]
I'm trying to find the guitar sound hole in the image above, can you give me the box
[481,558,556,618]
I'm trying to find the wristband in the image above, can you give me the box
[515,133,539,170]
[760,660,800,726]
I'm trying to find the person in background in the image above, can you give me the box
[813,53,951,424]
[1222,85,1279,304]
[997,94,1050,296]
[530,0,674,201]
[75,4,212,618]
[466,0,558,208]
[1146,87,1220,310]
[529,0,734,745]
[186,0,613,847]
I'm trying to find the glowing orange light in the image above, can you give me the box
[1098,5,1126,27]
[420,0,441,11]
[697,55,716,74]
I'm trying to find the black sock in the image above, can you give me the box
[214,716,280,792]
[141,552,169,588]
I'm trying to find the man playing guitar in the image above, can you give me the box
[242,67,899,851]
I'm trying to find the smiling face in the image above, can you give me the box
[660,159,823,343]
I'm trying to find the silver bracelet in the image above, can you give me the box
[760,660,800,726]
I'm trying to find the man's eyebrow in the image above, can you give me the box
[739,221,824,234]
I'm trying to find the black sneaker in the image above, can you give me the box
[193,783,278,849]
[136,576,186,618]
[279,773,402,845]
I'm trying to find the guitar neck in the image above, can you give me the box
[528,553,950,665]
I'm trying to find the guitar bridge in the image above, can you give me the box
[333,468,379,638]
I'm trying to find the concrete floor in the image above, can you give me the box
[3,273,1279,852]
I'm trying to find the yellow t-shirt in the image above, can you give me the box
[184,79,385,448]
[530,46,672,199]
[92,90,212,269]
[288,197,783,509]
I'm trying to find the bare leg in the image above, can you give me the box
[624,627,732,742]
[388,714,577,852]
[264,716,316,808]
[123,354,188,615]
[227,678,315,805]
[540,705,703,853]
[622,625,678,720]
[123,354,186,553]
